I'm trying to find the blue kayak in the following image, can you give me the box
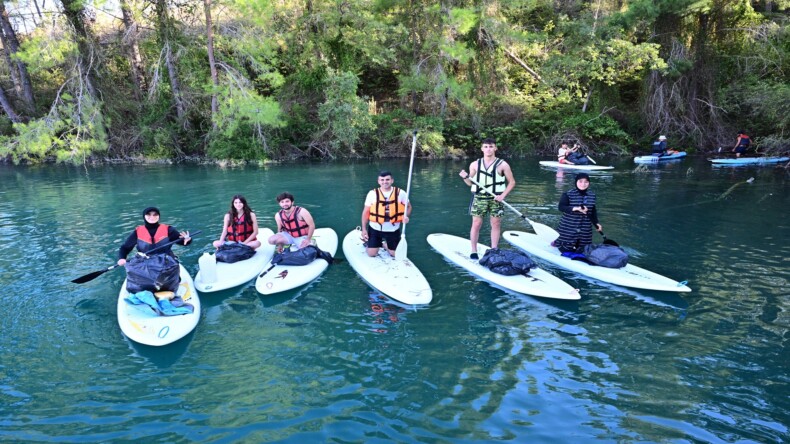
[634,152,687,163]
[709,156,789,165]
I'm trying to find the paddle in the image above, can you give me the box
[597,229,619,246]
[464,175,557,240]
[394,130,417,261]
[71,230,201,284]
[259,263,277,278]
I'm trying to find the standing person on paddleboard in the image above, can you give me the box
[117,207,192,266]
[732,130,751,158]
[212,195,261,249]
[553,173,603,254]
[360,171,411,257]
[459,138,517,259]
[268,192,316,253]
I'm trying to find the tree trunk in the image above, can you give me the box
[204,0,218,130]
[0,84,21,122]
[155,0,188,123]
[120,0,145,99]
[59,0,99,99]
[0,0,34,111]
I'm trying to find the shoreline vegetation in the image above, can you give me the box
[0,1,787,165]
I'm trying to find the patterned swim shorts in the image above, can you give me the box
[469,195,504,218]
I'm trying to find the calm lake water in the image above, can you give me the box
[0,158,788,443]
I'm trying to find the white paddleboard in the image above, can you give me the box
[426,233,580,300]
[634,152,687,163]
[342,228,432,305]
[503,228,691,293]
[118,264,201,346]
[709,156,789,165]
[255,227,338,295]
[195,228,276,292]
[539,161,614,170]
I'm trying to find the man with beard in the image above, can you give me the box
[268,192,316,252]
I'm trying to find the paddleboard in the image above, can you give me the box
[195,228,276,292]
[709,156,789,165]
[255,227,338,295]
[342,228,432,305]
[117,264,201,346]
[539,161,614,170]
[503,229,691,293]
[634,151,687,163]
[426,233,580,300]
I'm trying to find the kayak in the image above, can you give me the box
[539,161,614,171]
[118,264,201,346]
[342,228,432,305]
[255,228,338,295]
[634,152,687,163]
[709,156,789,165]
[502,228,691,293]
[426,233,581,300]
[195,228,275,292]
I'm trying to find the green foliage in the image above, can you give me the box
[213,86,284,140]
[15,26,77,73]
[318,70,375,153]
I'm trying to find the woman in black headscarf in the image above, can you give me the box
[117,207,191,266]
[554,173,603,253]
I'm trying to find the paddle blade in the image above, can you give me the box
[394,237,408,261]
[71,265,118,284]
[531,221,559,241]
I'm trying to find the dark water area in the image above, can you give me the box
[0,157,788,442]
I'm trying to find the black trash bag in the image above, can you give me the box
[126,253,180,293]
[216,242,256,263]
[583,244,629,268]
[272,245,333,266]
[478,248,537,276]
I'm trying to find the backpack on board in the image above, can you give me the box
[478,248,537,276]
[125,253,180,293]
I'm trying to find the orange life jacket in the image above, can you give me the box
[227,213,255,242]
[279,206,310,237]
[135,224,170,254]
[368,187,405,224]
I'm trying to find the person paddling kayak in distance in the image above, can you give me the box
[459,138,516,259]
[361,171,411,257]
[117,207,191,266]
[212,194,261,249]
[732,130,751,158]
[553,173,603,253]
[652,135,669,156]
[268,192,316,252]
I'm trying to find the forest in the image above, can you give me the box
[0,0,787,163]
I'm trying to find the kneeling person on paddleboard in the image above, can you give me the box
[268,192,316,253]
[554,173,603,254]
[361,171,411,257]
[117,207,192,266]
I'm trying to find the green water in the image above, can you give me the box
[0,159,787,442]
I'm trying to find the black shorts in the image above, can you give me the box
[367,226,401,249]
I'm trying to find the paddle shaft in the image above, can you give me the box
[465,175,531,222]
[401,130,417,238]
[259,263,276,278]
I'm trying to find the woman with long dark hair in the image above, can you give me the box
[212,195,261,249]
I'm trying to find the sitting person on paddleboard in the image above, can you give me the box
[553,173,603,254]
[459,138,516,259]
[268,192,316,253]
[361,170,411,257]
[651,135,670,156]
[558,141,576,164]
[732,130,751,158]
[117,207,192,266]
[212,194,261,249]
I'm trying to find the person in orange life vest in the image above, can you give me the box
[212,194,261,249]
[732,130,751,158]
[268,192,315,252]
[459,138,516,259]
[117,207,191,266]
[361,170,411,257]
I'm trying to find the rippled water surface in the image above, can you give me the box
[1,158,788,442]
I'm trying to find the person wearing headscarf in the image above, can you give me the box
[117,207,192,266]
[554,173,603,253]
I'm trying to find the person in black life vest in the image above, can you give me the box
[732,130,751,158]
[268,192,315,252]
[459,138,516,259]
[554,173,603,253]
[652,135,668,156]
[212,194,261,249]
[361,171,411,257]
[117,207,192,266]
